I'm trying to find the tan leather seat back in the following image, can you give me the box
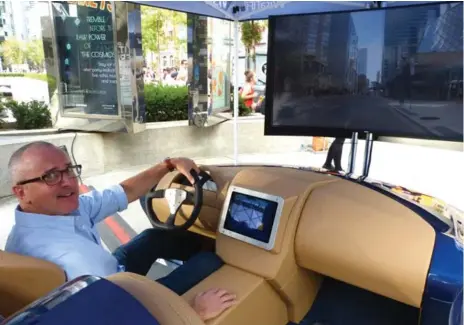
[107,273,205,325]
[0,250,66,317]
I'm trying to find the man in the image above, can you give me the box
[5,141,236,321]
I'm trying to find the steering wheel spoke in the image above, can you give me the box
[146,189,165,199]
[184,191,195,204]
[166,212,177,226]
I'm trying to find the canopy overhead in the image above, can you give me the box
[133,1,431,20]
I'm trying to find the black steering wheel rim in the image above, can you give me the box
[144,169,211,230]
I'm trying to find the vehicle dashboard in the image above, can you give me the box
[151,165,436,310]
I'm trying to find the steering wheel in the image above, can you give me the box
[144,169,211,230]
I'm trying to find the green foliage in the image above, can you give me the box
[0,100,52,130]
[0,73,24,77]
[0,38,25,66]
[240,21,264,50]
[25,40,45,69]
[235,97,252,117]
[0,38,45,69]
[45,74,57,98]
[0,102,5,128]
[230,86,252,117]
[141,6,187,63]
[240,20,267,71]
[144,84,188,122]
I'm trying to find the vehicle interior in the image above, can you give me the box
[1,164,460,325]
[0,0,462,324]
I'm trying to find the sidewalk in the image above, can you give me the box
[389,100,463,138]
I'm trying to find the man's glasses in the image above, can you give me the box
[16,165,82,186]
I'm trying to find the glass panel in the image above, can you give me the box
[208,18,231,111]
[51,1,119,116]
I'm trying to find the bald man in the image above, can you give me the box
[5,141,235,321]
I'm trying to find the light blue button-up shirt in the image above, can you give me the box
[5,185,129,280]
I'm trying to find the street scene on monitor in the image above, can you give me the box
[270,3,463,141]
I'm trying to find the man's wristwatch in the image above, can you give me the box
[163,157,176,172]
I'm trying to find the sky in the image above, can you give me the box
[351,10,385,82]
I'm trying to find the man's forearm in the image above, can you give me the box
[119,161,170,203]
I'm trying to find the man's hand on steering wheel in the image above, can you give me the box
[144,159,211,231]
[168,157,200,184]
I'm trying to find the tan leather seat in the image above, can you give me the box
[0,250,66,318]
[107,272,205,325]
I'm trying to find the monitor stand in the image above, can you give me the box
[359,132,374,181]
[346,132,358,177]
[345,131,374,180]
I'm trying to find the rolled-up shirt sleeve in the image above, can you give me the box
[79,185,129,223]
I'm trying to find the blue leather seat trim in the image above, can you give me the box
[5,278,160,325]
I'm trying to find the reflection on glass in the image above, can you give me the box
[270,2,463,141]
[52,1,119,116]
[208,18,231,112]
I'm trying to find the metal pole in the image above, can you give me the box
[362,132,374,177]
[233,20,239,165]
[347,132,358,175]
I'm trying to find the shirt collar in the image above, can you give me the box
[15,206,78,230]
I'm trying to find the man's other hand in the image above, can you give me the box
[191,288,237,321]
[171,158,201,184]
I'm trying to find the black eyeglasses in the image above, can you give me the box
[16,165,82,186]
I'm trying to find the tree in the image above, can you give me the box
[141,6,187,68]
[1,38,25,66]
[141,7,168,55]
[26,39,45,70]
[240,20,265,72]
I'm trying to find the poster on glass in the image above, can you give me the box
[52,1,119,117]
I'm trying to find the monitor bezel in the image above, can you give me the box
[218,186,284,250]
[264,1,463,142]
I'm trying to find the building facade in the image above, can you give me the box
[0,1,14,41]
[381,4,440,85]
[357,48,367,76]
[382,3,462,100]
[327,13,358,92]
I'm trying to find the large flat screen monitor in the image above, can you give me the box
[265,2,463,142]
[218,186,284,250]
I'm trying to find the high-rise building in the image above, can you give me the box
[381,4,440,84]
[0,0,46,41]
[23,1,46,40]
[357,48,367,76]
[327,13,358,91]
[418,2,463,53]
[273,14,332,78]
[382,3,462,100]
[0,0,14,41]
[305,15,332,64]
